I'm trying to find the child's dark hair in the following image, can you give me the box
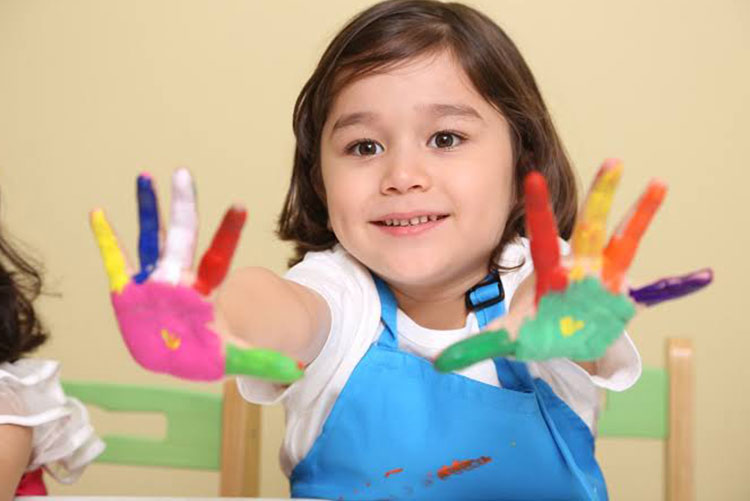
[0,201,48,363]
[278,0,577,270]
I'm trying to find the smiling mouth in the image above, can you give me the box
[373,215,449,227]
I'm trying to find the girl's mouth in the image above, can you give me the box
[373,214,449,227]
[371,214,449,236]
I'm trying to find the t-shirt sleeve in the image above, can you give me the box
[0,359,105,481]
[0,383,26,417]
[236,247,380,410]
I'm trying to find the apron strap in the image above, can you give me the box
[466,270,506,327]
[373,274,399,349]
[467,271,531,391]
[374,270,531,393]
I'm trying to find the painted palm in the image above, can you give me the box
[435,160,712,372]
[90,169,303,383]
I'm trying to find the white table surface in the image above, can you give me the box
[17,498,321,501]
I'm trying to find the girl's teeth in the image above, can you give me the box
[384,216,442,227]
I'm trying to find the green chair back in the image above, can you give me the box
[62,381,222,470]
[598,367,668,439]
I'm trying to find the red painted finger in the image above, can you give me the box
[602,180,667,293]
[193,206,247,295]
[524,172,568,304]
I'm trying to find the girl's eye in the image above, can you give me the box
[348,140,384,157]
[429,131,464,149]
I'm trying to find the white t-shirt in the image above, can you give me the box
[238,239,641,477]
[0,358,105,482]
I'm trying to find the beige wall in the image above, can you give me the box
[0,0,747,498]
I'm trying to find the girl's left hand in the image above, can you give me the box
[435,159,713,372]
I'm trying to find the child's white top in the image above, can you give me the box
[239,238,641,477]
[0,358,105,483]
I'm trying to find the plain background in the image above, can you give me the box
[0,0,747,498]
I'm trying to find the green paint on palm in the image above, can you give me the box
[434,329,516,373]
[515,277,635,361]
[225,345,304,383]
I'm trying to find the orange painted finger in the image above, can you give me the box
[602,180,667,292]
[524,172,568,304]
[570,159,623,277]
[193,206,247,296]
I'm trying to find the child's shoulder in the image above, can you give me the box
[1,358,60,386]
[288,244,374,291]
[0,358,105,481]
[0,358,65,422]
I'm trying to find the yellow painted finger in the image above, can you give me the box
[570,159,623,279]
[90,209,131,294]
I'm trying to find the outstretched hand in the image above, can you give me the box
[90,169,304,383]
[435,160,712,372]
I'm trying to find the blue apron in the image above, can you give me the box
[291,272,607,500]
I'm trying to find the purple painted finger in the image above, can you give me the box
[629,268,713,306]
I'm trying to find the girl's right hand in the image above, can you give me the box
[435,160,712,372]
[90,169,304,383]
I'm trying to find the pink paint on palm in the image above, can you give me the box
[112,281,224,381]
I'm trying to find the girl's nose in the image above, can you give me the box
[379,149,431,195]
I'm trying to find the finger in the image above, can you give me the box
[90,209,132,294]
[602,180,667,292]
[193,205,247,296]
[629,268,713,306]
[524,172,568,304]
[134,173,161,283]
[434,329,516,372]
[569,159,623,279]
[224,345,304,383]
[152,168,198,284]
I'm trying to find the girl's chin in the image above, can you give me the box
[369,258,456,288]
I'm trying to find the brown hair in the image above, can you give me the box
[278,0,577,270]
[0,194,49,363]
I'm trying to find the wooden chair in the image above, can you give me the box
[62,379,260,496]
[598,338,694,501]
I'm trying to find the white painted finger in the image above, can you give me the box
[152,168,198,284]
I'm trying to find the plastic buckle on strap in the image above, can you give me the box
[465,270,505,311]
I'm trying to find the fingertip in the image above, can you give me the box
[523,171,549,207]
[90,208,106,226]
[173,167,193,185]
[137,174,153,190]
[602,158,623,169]
[648,179,668,198]
[524,171,546,189]
[172,168,196,201]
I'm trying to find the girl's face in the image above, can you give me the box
[320,50,514,295]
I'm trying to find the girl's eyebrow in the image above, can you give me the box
[331,111,377,134]
[420,103,484,122]
[330,103,484,136]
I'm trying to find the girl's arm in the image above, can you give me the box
[0,424,32,501]
[214,266,331,365]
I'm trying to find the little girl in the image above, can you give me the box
[0,203,104,498]
[90,1,710,499]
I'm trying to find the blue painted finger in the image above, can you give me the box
[134,174,160,283]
